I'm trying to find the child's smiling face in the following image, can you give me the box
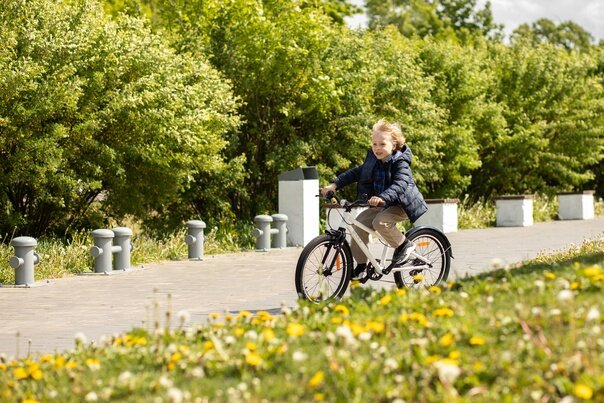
[371,130,395,161]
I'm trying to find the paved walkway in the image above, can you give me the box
[1,217,603,359]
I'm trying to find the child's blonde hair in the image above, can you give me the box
[372,119,405,150]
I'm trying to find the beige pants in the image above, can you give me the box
[350,206,408,264]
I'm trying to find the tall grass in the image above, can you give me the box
[0,223,255,285]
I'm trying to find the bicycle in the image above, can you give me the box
[295,192,453,303]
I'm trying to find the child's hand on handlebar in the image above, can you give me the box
[320,184,337,198]
[368,196,385,207]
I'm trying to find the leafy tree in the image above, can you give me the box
[365,0,503,42]
[512,18,594,52]
[469,41,604,197]
[0,0,241,238]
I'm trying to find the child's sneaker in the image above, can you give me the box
[392,239,415,264]
[351,263,367,281]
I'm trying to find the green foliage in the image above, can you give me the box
[0,0,242,238]
[365,0,503,42]
[512,18,595,52]
[2,241,603,401]
[470,41,604,198]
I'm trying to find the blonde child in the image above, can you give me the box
[321,120,427,279]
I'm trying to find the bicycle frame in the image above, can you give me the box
[335,209,433,276]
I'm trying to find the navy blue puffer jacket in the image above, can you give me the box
[333,146,428,223]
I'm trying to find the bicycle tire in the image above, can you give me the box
[295,234,353,303]
[394,228,451,289]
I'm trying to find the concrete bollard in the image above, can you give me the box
[185,220,206,260]
[271,213,288,249]
[90,229,115,274]
[9,236,40,286]
[112,227,132,271]
[253,215,273,251]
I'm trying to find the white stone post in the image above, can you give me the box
[414,199,459,233]
[278,167,319,247]
[495,195,534,227]
[558,191,595,220]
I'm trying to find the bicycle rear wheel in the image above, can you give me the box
[394,228,451,289]
[295,234,352,303]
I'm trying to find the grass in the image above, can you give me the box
[1,239,603,402]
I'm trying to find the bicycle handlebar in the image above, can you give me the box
[319,191,370,209]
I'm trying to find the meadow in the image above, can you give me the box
[0,237,603,402]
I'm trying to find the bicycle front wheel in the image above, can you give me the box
[394,228,451,289]
[295,234,353,303]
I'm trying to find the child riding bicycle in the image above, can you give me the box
[320,119,428,280]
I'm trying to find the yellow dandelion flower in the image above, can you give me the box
[439,333,454,347]
[367,321,385,333]
[209,312,221,320]
[234,327,245,337]
[27,363,43,381]
[0,363,5,371]
[262,328,276,342]
[135,337,148,346]
[314,393,325,401]
[40,354,53,363]
[378,295,392,305]
[66,361,78,370]
[573,384,593,400]
[331,317,343,325]
[334,304,350,315]
[425,355,441,365]
[277,344,288,355]
[251,317,261,326]
[472,361,485,371]
[349,322,366,336]
[469,336,485,346]
[544,272,556,280]
[449,350,461,360]
[13,367,28,380]
[22,400,39,403]
[245,352,262,367]
[428,286,441,294]
[399,313,409,323]
[286,323,305,337]
[54,356,65,369]
[570,281,580,290]
[308,370,324,387]
[85,358,100,370]
[246,342,257,351]
[409,312,429,326]
[396,288,407,296]
[203,341,214,351]
[412,274,425,282]
[224,314,234,322]
[432,307,454,318]
[582,265,602,278]
[257,311,274,322]
[238,310,252,319]
[170,352,182,363]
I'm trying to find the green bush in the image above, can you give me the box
[0,0,242,238]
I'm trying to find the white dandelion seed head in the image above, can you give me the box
[167,387,183,403]
[177,310,191,325]
[587,307,600,322]
[557,289,574,303]
[292,350,307,362]
[435,361,461,384]
[84,391,98,402]
[74,332,87,345]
